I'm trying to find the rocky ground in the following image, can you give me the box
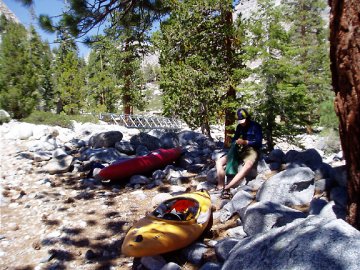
[0,131,230,270]
[2,120,358,270]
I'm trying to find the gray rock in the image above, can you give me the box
[265,149,285,163]
[206,168,218,184]
[309,197,329,215]
[268,162,282,171]
[160,262,182,270]
[115,141,135,155]
[151,193,173,207]
[130,132,161,150]
[330,186,348,208]
[314,162,334,180]
[0,109,10,124]
[242,201,307,236]
[245,175,266,191]
[226,226,247,238]
[187,163,206,173]
[42,155,74,174]
[160,132,180,149]
[65,138,86,148]
[33,151,53,161]
[52,148,68,158]
[141,256,167,270]
[27,140,57,152]
[80,178,102,188]
[181,242,208,265]
[219,208,233,223]
[223,190,254,221]
[152,169,166,181]
[199,262,222,270]
[135,145,150,156]
[178,156,194,169]
[80,148,127,164]
[319,200,346,220]
[129,175,151,185]
[178,130,207,147]
[89,131,123,148]
[215,238,242,262]
[256,167,315,207]
[314,178,331,194]
[256,159,270,174]
[16,123,34,140]
[331,165,347,187]
[148,129,166,138]
[165,169,188,185]
[223,216,360,270]
[196,181,216,191]
[285,148,323,171]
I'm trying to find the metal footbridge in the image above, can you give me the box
[99,113,182,130]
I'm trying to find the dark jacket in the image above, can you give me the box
[232,120,263,150]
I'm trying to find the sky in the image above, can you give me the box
[3,0,91,57]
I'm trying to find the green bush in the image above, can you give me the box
[22,111,99,128]
[318,98,339,130]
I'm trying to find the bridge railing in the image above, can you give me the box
[99,113,182,130]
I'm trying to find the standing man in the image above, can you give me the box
[216,108,263,197]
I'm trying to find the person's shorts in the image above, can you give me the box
[239,146,259,164]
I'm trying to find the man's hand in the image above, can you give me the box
[236,138,247,145]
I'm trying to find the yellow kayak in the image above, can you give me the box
[121,190,212,257]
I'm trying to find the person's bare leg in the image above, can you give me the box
[216,155,227,189]
[225,160,255,189]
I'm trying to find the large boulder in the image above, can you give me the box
[130,132,161,150]
[285,148,323,171]
[242,201,307,236]
[0,109,11,124]
[89,131,123,148]
[256,167,315,207]
[223,216,360,270]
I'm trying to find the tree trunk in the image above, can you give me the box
[224,85,236,147]
[329,0,360,230]
[223,7,236,148]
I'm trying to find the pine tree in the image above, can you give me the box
[53,30,85,115]
[27,26,55,111]
[155,0,242,138]
[106,11,150,114]
[283,0,332,128]
[237,0,315,150]
[0,16,38,119]
[86,37,119,113]
[39,42,55,112]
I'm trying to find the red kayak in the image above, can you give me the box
[99,147,182,181]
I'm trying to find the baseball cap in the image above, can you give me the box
[237,108,249,124]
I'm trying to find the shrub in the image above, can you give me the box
[22,111,98,128]
[320,128,342,155]
[319,98,339,130]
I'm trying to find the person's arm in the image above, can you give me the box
[247,123,262,148]
[231,125,241,143]
[236,122,262,148]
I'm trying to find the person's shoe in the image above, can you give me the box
[220,189,232,200]
[209,186,223,194]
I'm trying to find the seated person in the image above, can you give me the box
[216,108,263,196]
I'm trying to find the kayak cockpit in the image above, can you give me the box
[152,197,200,222]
